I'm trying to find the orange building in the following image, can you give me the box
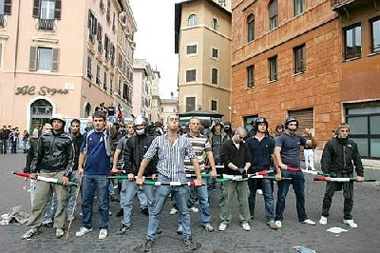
[231,0,380,158]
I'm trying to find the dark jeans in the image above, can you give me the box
[321,180,354,220]
[82,174,109,229]
[0,139,7,154]
[275,170,308,222]
[248,178,275,221]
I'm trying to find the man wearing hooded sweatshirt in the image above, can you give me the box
[274,117,316,228]
[21,115,74,239]
[319,123,364,228]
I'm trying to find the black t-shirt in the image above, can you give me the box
[275,134,307,168]
[246,136,275,172]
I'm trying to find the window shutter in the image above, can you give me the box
[51,48,59,72]
[87,10,91,29]
[33,0,40,18]
[29,46,37,71]
[55,0,61,19]
[4,0,12,15]
[0,43,2,69]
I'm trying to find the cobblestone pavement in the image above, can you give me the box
[0,153,380,253]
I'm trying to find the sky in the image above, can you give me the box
[129,0,179,99]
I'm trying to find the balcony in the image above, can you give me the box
[37,19,55,31]
[0,14,4,28]
[331,0,374,11]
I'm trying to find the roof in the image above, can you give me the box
[174,0,231,53]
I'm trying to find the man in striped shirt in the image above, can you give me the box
[178,117,217,234]
[136,114,202,252]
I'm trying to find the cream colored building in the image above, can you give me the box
[150,69,162,123]
[174,0,232,120]
[0,0,136,130]
[160,97,179,127]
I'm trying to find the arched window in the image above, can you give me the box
[85,103,92,117]
[188,14,197,27]
[247,14,255,42]
[269,0,278,30]
[30,99,53,129]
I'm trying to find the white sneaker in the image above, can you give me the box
[189,206,199,213]
[218,223,227,231]
[274,220,282,228]
[75,227,93,237]
[302,219,316,226]
[241,222,251,231]
[99,229,108,240]
[343,219,358,228]
[257,189,263,195]
[319,216,328,225]
[55,228,64,238]
[169,208,178,215]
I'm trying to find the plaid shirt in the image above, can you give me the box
[144,134,196,182]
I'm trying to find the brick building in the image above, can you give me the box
[231,0,380,158]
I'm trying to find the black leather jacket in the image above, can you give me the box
[24,138,39,173]
[123,133,157,176]
[321,137,364,177]
[71,132,83,171]
[30,131,74,177]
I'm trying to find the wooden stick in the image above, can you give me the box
[65,175,83,239]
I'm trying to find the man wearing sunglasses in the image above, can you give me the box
[319,123,364,228]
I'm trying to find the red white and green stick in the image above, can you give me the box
[143,180,205,187]
[12,171,78,187]
[314,176,376,182]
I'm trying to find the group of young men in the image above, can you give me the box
[19,111,365,252]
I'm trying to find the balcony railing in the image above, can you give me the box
[0,14,4,28]
[37,19,55,31]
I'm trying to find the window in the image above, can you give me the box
[371,17,380,53]
[211,68,218,85]
[186,69,196,82]
[186,97,195,112]
[106,0,110,24]
[344,24,361,60]
[294,44,306,74]
[0,0,12,16]
[269,0,278,30]
[247,65,254,88]
[33,0,61,30]
[294,0,305,16]
[96,64,100,85]
[247,14,255,42]
[87,56,92,79]
[186,45,197,54]
[29,46,59,72]
[123,83,128,100]
[212,48,219,58]
[212,18,218,30]
[268,55,278,81]
[109,76,113,95]
[104,34,110,60]
[188,14,197,27]
[211,100,218,111]
[103,71,107,91]
[97,23,103,52]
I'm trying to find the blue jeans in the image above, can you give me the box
[184,177,210,225]
[120,180,155,227]
[82,174,109,229]
[147,175,191,240]
[248,178,275,221]
[67,171,80,216]
[275,170,308,222]
[137,187,148,209]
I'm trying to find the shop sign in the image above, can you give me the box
[15,85,69,96]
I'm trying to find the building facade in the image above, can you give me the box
[175,0,232,120]
[0,0,136,130]
[231,0,380,158]
[132,59,156,120]
[160,97,179,127]
[150,69,162,123]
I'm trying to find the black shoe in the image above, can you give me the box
[141,208,149,216]
[183,238,197,250]
[116,209,124,217]
[117,224,129,235]
[110,195,119,202]
[143,240,153,252]
[43,222,53,228]
[156,227,162,235]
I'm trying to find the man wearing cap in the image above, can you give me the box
[21,114,74,239]
[246,117,281,230]
[274,117,316,228]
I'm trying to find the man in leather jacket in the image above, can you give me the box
[319,123,364,228]
[22,115,74,240]
[113,116,158,235]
